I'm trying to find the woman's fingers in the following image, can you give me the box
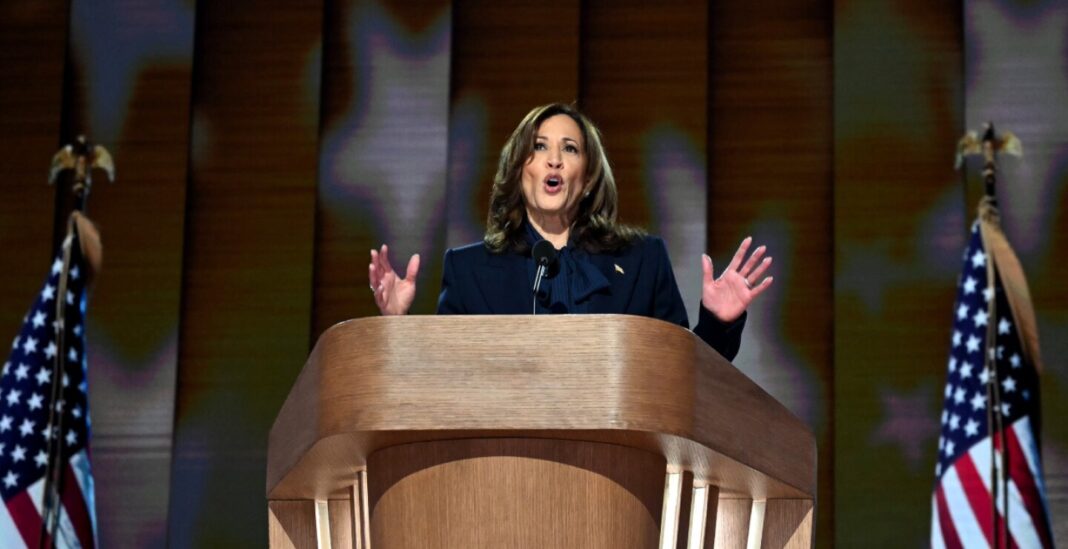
[749,276,774,298]
[405,253,421,281]
[379,244,395,275]
[738,245,766,277]
[746,256,773,286]
[725,236,752,272]
[701,254,715,286]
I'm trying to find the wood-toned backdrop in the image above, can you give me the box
[0,0,1064,546]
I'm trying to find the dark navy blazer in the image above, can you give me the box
[436,236,746,361]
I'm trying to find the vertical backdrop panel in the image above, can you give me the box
[445,1,580,249]
[62,0,197,545]
[707,0,834,543]
[312,0,451,338]
[964,1,1068,543]
[169,1,322,546]
[580,0,709,322]
[834,0,963,545]
[0,1,68,377]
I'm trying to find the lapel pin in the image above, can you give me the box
[614,264,625,275]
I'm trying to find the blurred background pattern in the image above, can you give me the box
[0,0,1064,546]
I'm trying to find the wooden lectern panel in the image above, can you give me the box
[367,438,664,548]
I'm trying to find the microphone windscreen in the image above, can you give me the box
[532,240,558,267]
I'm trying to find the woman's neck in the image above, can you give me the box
[527,211,571,249]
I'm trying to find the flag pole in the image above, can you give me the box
[40,137,113,548]
[38,216,77,549]
[980,123,1019,549]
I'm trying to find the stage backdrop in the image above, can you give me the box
[0,0,1064,547]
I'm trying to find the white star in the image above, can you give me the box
[21,336,38,355]
[1002,377,1017,393]
[43,341,56,359]
[41,284,55,302]
[1010,353,1022,369]
[5,390,20,407]
[27,394,42,411]
[983,288,994,302]
[939,436,945,450]
[944,383,953,398]
[960,362,974,379]
[948,357,957,373]
[945,440,956,456]
[996,345,1004,359]
[0,416,12,433]
[963,276,978,294]
[71,406,82,419]
[971,250,986,269]
[1001,402,1011,417]
[949,414,960,430]
[11,446,25,463]
[65,290,74,305]
[39,425,58,442]
[936,463,942,476]
[970,392,986,411]
[31,311,46,329]
[964,419,979,437]
[70,266,80,280]
[61,374,68,388]
[1,361,7,376]
[957,304,969,320]
[65,430,77,446]
[67,347,78,362]
[9,336,16,351]
[998,318,1012,335]
[34,450,47,468]
[51,258,63,275]
[35,367,50,386]
[941,410,948,425]
[973,309,989,328]
[966,335,981,353]
[19,419,33,437]
[14,364,28,381]
[73,324,82,336]
[979,367,991,385]
[953,387,966,404]
[953,331,962,347]
[3,471,17,488]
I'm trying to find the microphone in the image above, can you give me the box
[531,240,557,314]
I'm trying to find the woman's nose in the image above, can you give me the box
[547,152,563,168]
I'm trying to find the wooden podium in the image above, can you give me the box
[266,315,816,548]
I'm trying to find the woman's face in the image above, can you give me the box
[521,114,588,225]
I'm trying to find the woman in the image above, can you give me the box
[368,103,771,360]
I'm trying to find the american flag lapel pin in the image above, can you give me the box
[614,263,624,275]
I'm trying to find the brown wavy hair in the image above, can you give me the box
[484,103,643,254]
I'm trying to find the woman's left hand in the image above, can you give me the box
[701,236,773,323]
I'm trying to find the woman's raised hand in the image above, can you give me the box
[700,237,773,323]
[368,244,420,316]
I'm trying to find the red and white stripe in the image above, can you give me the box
[931,417,1053,548]
[0,450,97,548]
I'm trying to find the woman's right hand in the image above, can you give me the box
[368,244,420,315]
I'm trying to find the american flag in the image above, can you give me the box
[0,224,97,548]
[931,214,1054,548]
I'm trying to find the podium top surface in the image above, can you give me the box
[267,315,815,500]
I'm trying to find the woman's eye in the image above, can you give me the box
[565,145,579,154]
[534,142,547,151]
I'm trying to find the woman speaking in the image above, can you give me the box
[368,103,772,360]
